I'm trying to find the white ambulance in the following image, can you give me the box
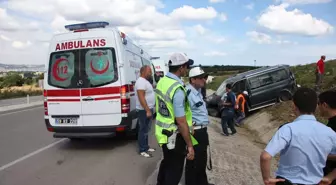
[152,59,168,80]
[43,22,156,139]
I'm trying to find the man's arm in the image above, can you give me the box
[260,151,273,181]
[328,155,336,161]
[320,169,336,185]
[135,80,151,112]
[260,125,291,183]
[224,93,235,106]
[173,89,193,148]
[137,90,150,112]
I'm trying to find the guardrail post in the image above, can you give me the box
[27,95,30,104]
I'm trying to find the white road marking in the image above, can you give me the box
[0,138,67,172]
[0,106,42,117]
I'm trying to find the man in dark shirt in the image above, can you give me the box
[318,90,336,184]
[219,84,237,136]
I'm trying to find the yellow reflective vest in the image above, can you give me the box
[154,76,198,146]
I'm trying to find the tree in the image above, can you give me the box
[2,73,24,87]
[25,77,33,85]
[38,73,44,80]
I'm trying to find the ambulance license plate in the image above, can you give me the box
[55,118,78,124]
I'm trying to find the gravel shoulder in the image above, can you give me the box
[206,117,278,185]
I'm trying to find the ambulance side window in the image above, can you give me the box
[48,51,76,88]
[84,48,118,87]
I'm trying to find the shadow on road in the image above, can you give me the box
[57,135,136,152]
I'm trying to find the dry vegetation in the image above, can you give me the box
[0,85,42,100]
[266,101,328,127]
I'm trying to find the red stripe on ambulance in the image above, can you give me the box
[46,89,80,97]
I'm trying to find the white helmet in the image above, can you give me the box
[189,66,207,78]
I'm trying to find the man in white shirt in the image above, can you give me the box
[135,65,156,158]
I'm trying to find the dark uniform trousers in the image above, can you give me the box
[276,176,317,185]
[185,127,210,185]
[157,133,187,185]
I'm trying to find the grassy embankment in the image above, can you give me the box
[266,60,336,125]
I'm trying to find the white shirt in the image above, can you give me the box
[134,77,155,110]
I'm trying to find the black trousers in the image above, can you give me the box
[276,176,316,185]
[185,127,210,185]
[157,133,187,185]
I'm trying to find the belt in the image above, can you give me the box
[193,125,207,130]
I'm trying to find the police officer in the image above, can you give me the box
[155,52,198,185]
[185,66,214,185]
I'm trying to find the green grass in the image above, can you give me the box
[266,59,336,124]
[291,60,336,91]
[207,75,232,91]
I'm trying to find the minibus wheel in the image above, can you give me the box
[278,91,292,102]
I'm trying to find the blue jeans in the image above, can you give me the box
[236,111,245,124]
[136,109,153,153]
[221,109,236,135]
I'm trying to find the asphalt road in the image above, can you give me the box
[0,96,43,107]
[0,107,161,185]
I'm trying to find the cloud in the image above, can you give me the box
[206,35,226,43]
[209,0,225,3]
[246,31,296,45]
[246,31,272,44]
[0,34,11,41]
[244,3,254,10]
[2,0,203,64]
[275,0,332,5]
[219,13,227,22]
[0,8,40,32]
[244,16,251,22]
[138,39,191,50]
[12,40,32,49]
[170,5,217,21]
[192,24,207,35]
[204,51,227,56]
[258,4,334,36]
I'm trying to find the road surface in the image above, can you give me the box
[0,96,43,107]
[0,106,161,185]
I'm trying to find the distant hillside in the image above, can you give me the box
[0,63,45,72]
[291,59,336,90]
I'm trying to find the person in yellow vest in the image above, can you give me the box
[235,91,248,126]
[155,52,198,185]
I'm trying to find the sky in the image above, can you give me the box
[0,0,335,66]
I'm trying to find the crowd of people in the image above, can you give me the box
[133,52,335,185]
[260,88,336,185]
[134,52,214,185]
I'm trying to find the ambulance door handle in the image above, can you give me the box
[82,97,94,101]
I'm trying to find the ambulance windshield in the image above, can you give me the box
[48,48,118,89]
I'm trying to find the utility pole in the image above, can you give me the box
[254,60,256,67]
